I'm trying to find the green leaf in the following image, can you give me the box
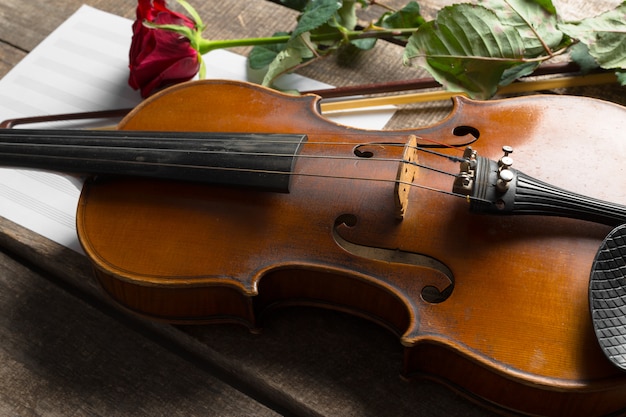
[176,0,205,31]
[261,33,315,86]
[255,0,373,82]
[558,2,626,70]
[499,61,540,85]
[339,0,375,50]
[617,69,626,85]
[300,0,373,53]
[489,0,568,87]
[532,0,557,14]
[349,37,377,51]
[568,42,600,73]
[479,0,564,57]
[292,0,341,39]
[404,4,526,99]
[594,30,626,68]
[377,1,426,31]
[248,32,290,70]
[317,1,360,48]
[334,0,362,31]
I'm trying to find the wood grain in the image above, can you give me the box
[0,247,282,417]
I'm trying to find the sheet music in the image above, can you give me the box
[0,5,395,253]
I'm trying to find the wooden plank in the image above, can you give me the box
[0,42,24,78]
[0,245,280,417]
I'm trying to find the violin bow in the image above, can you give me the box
[320,71,618,112]
[0,63,619,127]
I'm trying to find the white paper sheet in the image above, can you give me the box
[0,5,395,252]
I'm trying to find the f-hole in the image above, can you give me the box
[354,148,374,158]
[335,213,358,228]
[333,214,455,304]
[353,142,399,158]
[453,125,480,139]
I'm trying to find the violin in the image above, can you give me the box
[2,79,626,416]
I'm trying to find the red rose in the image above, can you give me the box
[128,0,201,98]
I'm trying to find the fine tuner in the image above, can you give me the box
[453,145,516,200]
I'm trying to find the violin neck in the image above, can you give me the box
[0,129,307,192]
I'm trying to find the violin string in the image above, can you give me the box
[0,152,488,204]
[0,135,466,172]
[1,130,408,146]
[0,141,465,180]
[0,133,484,202]
[0,131,470,168]
[415,146,466,163]
[0,130,467,150]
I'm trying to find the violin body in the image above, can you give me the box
[75,80,626,416]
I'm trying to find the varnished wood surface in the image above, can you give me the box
[0,1,624,416]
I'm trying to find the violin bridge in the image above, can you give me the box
[394,135,418,220]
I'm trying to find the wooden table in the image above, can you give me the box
[0,1,624,416]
